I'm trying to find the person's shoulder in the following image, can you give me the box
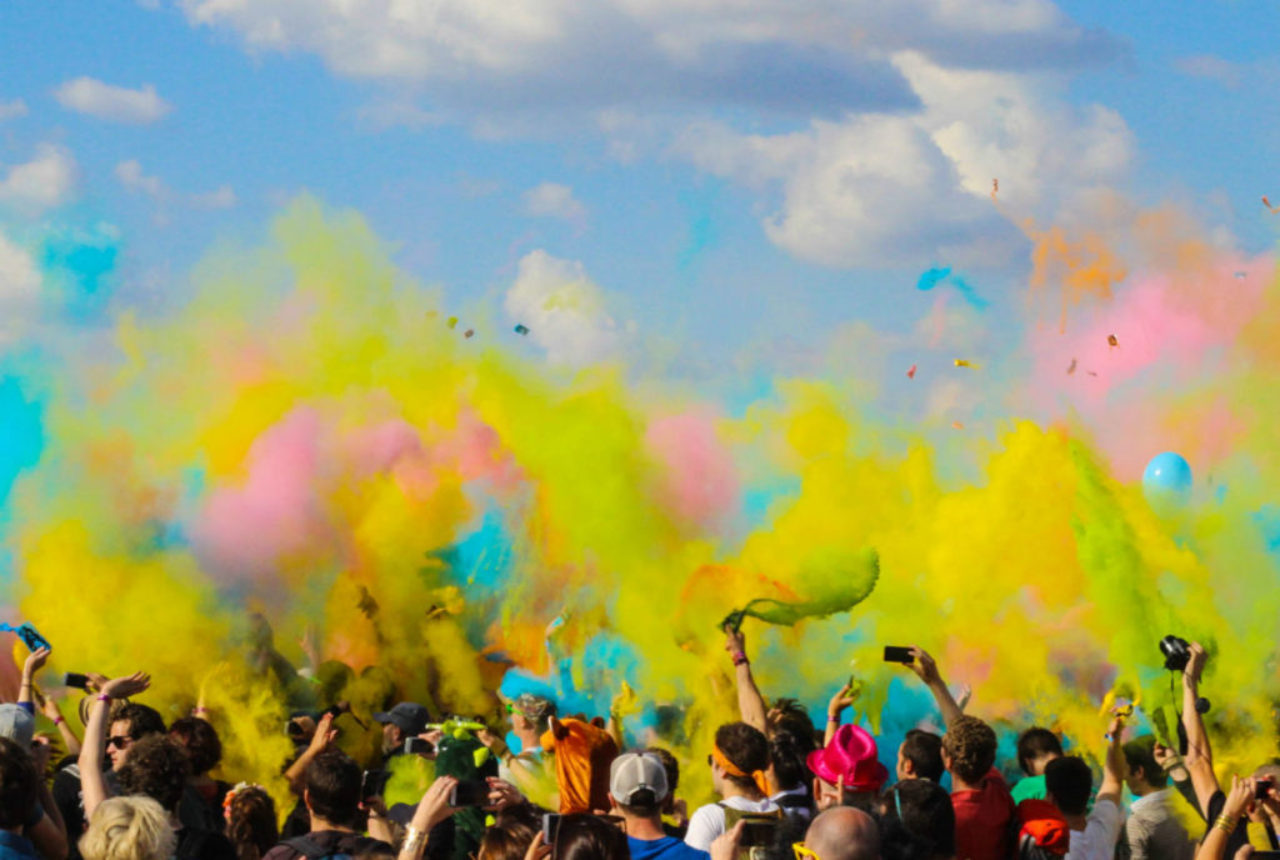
[262,842,298,860]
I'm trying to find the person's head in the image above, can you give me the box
[1122,736,1166,796]
[941,716,997,786]
[0,737,38,832]
[711,722,771,798]
[303,749,362,829]
[79,796,176,860]
[373,702,429,752]
[1044,756,1092,816]
[108,703,166,769]
[225,784,279,860]
[768,699,816,740]
[551,813,629,860]
[116,734,191,812]
[878,779,955,860]
[168,717,223,777]
[0,705,34,749]
[608,752,669,820]
[770,726,817,792]
[643,747,680,814]
[477,819,537,860]
[801,806,880,860]
[509,694,555,734]
[1016,728,1063,777]
[896,730,944,783]
[806,725,888,811]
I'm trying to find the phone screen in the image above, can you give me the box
[542,813,561,844]
[450,779,487,808]
[361,769,390,799]
[883,646,914,664]
[739,820,777,848]
[64,673,90,690]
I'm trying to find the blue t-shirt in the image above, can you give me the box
[629,835,710,860]
[0,830,39,860]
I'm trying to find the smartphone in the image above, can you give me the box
[883,646,914,664]
[14,624,50,653]
[739,820,777,848]
[403,738,434,756]
[1257,777,1274,799]
[542,813,562,844]
[64,673,90,690]
[361,769,390,799]
[449,779,488,808]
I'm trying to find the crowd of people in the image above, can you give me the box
[0,621,1275,860]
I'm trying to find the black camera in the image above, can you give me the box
[1160,635,1192,672]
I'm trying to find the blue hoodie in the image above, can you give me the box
[628,836,711,860]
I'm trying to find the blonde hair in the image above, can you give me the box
[79,796,177,860]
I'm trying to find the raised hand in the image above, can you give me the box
[307,712,338,755]
[411,775,460,833]
[100,672,151,700]
[723,624,746,656]
[1223,774,1255,822]
[907,646,942,687]
[827,683,859,719]
[23,647,50,679]
[1185,641,1208,684]
[710,820,744,860]
[485,777,524,810]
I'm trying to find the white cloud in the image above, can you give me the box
[505,250,621,367]
[0,230,41,345]
[115,159,238,211]
[523,182,587,227]
[115,159,167,198]
[176,0,1122,119]
[0,99,28,121]
[671,51,1133,267]
[54,77,172,124]
[0,144,78,215]
[191,185,238,209]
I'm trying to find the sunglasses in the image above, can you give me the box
[107,736,132,750]
[793,844,821,860]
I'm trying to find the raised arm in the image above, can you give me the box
[398,775,458,860]
[28,737,69,860]
[18,647,50,711]
[1097,712,1127,806]
[1181,642,1219,815]
[724,625,768,734]
[283,711,336,794]
[1195,775,1252,860]
[824,683,859,746]
[78,672,151,820]
[906,647,963,728]
[41,693,81,758]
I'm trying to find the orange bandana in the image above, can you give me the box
[711,744,770,797]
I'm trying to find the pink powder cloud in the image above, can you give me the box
[645,409,738,529]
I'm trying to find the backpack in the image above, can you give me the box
[1013,799,1070,860]
[718,804,785,860]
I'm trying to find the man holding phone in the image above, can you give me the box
[609,752,709,860]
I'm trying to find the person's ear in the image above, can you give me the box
[902,759,917,778]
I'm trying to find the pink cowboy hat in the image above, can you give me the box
[806,724,889,791]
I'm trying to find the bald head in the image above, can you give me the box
[805,807,880,860]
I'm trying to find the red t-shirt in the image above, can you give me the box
[952,768,1015,860]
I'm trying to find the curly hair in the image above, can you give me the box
[169,716,224,775]
[116,734,191,811]
[114,703,167,740]
[941,716,996,785]
[0,737,37,830]
[226,786,279,860]
[79,796,176,860]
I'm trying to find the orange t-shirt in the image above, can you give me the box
[541,718,619,813]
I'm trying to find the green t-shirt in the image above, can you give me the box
[1011,774,1047,804]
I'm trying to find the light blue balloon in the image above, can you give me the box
[1143,452,1192,506]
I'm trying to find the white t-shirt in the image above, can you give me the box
[1065,798,1124,860]
[684,796,780,852]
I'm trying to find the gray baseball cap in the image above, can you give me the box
[0,704,34,747]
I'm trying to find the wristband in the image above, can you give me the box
[1215,814,1238,833]
[53,716,65,726]
[403,825,427,855]
[827,714,840,723]
[731,651,748,667]
[193,707,209,715]
[96,694,111,703]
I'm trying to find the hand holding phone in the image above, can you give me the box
[449,779,488,808]
[883,646,914,664]
[738,819,777,848]
[542,813,561,844]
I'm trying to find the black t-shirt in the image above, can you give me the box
[51,765,85,860]
[263,830,393,860]
[1202,790,1277,857]
[176,827,238,860]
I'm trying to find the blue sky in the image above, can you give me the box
[0,0,1276,367]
